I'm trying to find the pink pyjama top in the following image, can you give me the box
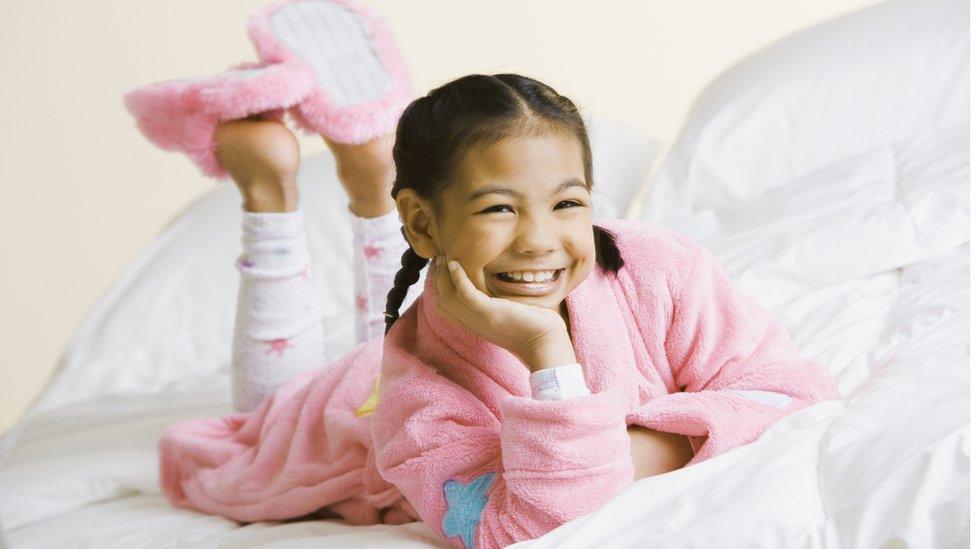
[370,218,840,548]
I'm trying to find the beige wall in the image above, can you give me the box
[0,0,877,432]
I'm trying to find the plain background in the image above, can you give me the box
[0,0,879,432]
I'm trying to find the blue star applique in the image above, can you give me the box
[442,471,497,548]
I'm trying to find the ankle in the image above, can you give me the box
[348,196,395,218]
[325,134,395,189]
[323,133,394,172]
[242,179,300,212]
[338,167,394,207]
[216,119,302,210]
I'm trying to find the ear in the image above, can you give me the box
[394,189,439,259]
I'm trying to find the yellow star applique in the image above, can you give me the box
[355,373,382,417]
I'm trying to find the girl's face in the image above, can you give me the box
[425,130,596,317]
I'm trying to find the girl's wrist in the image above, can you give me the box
[518,331,577,373]
[529,363,590,400]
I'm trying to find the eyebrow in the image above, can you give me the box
[467,178,587,202]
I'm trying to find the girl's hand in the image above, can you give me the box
[628,425,695,480]
[433,255,575,371]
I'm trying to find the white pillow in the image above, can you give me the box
[21,115,659,418]
[641,0,969,225]
[582,113,662,217]
[660,122,969,310]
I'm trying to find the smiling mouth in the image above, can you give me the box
[490,268,566,296]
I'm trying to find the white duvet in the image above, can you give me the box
[1,0,969,546]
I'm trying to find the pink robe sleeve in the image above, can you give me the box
[371,365,634,549]
[629,242,840,465]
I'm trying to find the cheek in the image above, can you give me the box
[569,229,597,276]
[584,238,597,265]
[446,226,506,287]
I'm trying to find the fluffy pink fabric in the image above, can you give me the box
[247,0,414,144]
[122,61,314,179]
[158,219,839,548]
[124,0,413,176]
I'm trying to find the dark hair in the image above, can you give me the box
[383,73,624,335]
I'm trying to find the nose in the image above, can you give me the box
[513,214,558,256]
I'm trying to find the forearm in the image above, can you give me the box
[492,390,635,544]
[515,333,694,480]
[627,425,694,480]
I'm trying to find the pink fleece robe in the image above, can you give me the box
[158,218,839,548]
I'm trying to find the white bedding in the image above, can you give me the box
[1,0,969,545]
[3,116,966,549]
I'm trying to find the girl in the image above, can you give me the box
[157,74,839,548]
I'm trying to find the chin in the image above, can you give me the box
[497,293,562,307]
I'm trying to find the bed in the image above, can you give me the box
[0,0,968,546]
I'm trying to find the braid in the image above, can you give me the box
[383,227,430,335]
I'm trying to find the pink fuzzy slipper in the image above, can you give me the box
[122,61,315,179]
[247,0,414,144]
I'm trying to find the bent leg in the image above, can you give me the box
[231,209,327,412]
[324,132,424,343]
[350,206,421,343]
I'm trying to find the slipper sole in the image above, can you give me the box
[248,0,413,144]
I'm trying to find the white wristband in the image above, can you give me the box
[529,363,591,401]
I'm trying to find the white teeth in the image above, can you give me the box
[500,270,557,282]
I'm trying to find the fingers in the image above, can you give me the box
[433,254,460,321]
[432,255,492,327]
[447,260,492,312]
[433,254,453,301]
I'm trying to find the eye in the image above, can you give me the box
[479,201,584,214]
[480,204,514,214]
